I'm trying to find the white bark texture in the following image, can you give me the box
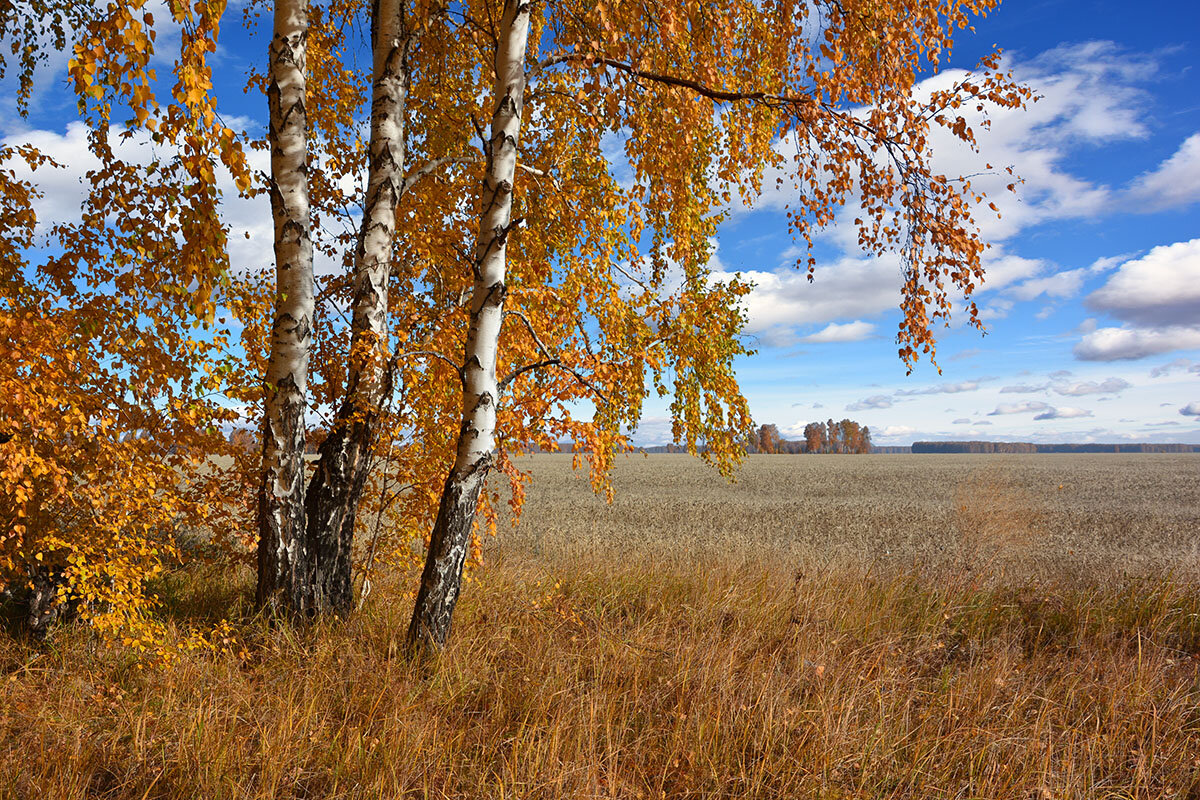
[257,0,315,612]
[304,0,412,614]
[407,0,531,652]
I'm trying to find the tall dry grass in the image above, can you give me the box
[2,455,1198,798]
[2,557,1198,798]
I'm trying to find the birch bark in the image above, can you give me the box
[407,0,531,653]
[303,0,413,614]
[256,0,315,612]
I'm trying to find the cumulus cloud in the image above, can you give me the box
[895,380,989,396]
[1150,358,1193,378]
[952,418,972,424]
[1126,133,1200,211]
[1000,382,1047,394]
[1009,268,1088,301]
[977,255,1047,293]
[1074,325,1200,361]
[1181,402,1200,417]
[715,253,899,344]
[846,395,892,411]
[1052,377,1131,396]
[989,401,1051,415]
[1034,407,1094,420]
[803,320,875,343]
[1085,239,1200,327]
[978,298,1014,321]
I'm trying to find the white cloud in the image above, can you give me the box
[1085,239,1200,327]
[978,254,1047,292]
[978,298,1014,321]
[1009,267,1087,301]
[803,320,875,343]
[1085,254,1132,274]
[877,425,916,441]
[989,401,1052,415]
[1149,358,1193,378]
[1181,402,1200,417]
[715,253,899,344]
[896,380,988,396]
[1001,382,1048,394]
[952,418,972,424]
[1052,377,1131,396]
[846,395,892,411]
[1127,133,1200,211]
[1074,325,1200,361]
[1034,406,1093,420]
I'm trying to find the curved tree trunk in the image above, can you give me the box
[407,0,531,654]
[257,0,314,613]
[303,0,414,615]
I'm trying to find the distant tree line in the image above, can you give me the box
[913,441,1200,454]
[749,420,873,454]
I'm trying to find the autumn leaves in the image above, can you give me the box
[0,0,1027,648]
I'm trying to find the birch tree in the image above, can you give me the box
[256,0,317,611]
[301,0,418,613]
[406,0,531,651]
[243,0,1033,638]
[396,0,1030,650]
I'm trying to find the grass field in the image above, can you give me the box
[495,454,1200,575]
[2,454,1198,798]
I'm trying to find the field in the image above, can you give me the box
[495,454,1200,575]
[2,454,1199,798]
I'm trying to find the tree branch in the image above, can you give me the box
[399,155,475,196]
[539,53,816,108]
[503,309,610,405]
[498,357,560,392]
[391,349,463,380]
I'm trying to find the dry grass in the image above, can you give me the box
[2,454,1198,798]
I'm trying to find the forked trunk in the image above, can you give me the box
[257,0,315,612]
[407,0,531,654]
[303,0,413,614]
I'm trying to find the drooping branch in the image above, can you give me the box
[501,309,610,405]
[539,53,818,108]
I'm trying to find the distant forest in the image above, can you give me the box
[911,441,1200,454]
[640,420,874,454]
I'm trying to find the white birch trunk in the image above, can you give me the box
[257,0,315,612]
[304,0,412,614]
[407,0,531,652]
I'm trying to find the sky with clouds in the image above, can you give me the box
[2,0,1198,447]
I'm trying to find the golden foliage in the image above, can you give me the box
[2,0,1030,637]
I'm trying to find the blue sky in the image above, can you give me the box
[3,0,1198,446]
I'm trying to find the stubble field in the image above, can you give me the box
[2,454,1199,798]
[494,453,1200,576]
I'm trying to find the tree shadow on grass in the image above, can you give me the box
[148,560,257,628]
